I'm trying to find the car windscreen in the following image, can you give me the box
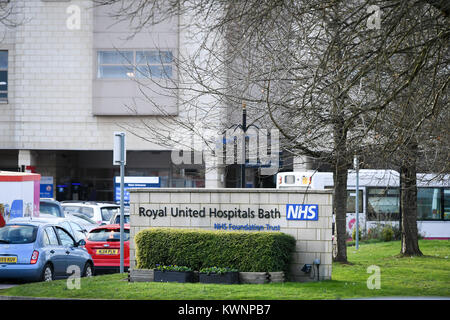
[87,228,129,242]
[70,213,96,225]
[40,202,61,217]
[114,215,130,224]
[0,225,38,244]
[63,206,81,214]
[100,207,119,221]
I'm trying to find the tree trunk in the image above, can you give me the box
[400,144,423,256]
[332,119,348,263]
[333,159,348,262]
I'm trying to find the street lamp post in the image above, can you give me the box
[113,132,126,273]
[224,102,257,189]
[241,103,247,188]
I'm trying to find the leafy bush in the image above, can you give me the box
[367,225,383,240]
[199,267,238,275]
[381,225,394,242]
[155,265,193,272]
[364,223,424,243]
[135,228,296,273]
[352,228,362,241]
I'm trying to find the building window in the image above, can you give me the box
[347,190,363,214]
[0,50,8,103]
[367,187,400,221]
[135,51,173,78]
[97,50,173,79]
[417,187,450,221]
[444,189,450,220]
[97,51,134,79]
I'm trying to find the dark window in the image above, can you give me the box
[56,227,75,247]
[0,50,7,102]
[114,215,130,224]
[71,213,96,224]
[44,227,59,246]
[284,175,295,184]
[60,222,74,236]
[367,187,400,221]
[40,202,61,217]
[87,228,130,242]
[444,189,450,221]
[42,230,51,246]
[417,188,442,220]
[100,207,119,221]
[63,206,81,214]
[0,225,38,244]
[347,190,363,214]
[69,221,86,241]
[80,207,94,218]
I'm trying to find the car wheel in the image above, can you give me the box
[41,264,54,282]
[83,262,93,278]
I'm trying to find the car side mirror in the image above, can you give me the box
[76,239,86,247]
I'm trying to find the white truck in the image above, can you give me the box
[0,171,41,223]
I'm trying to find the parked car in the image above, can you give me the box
[61,202,120,225]
[12,214,95,242]
[0,219,93,282]
[40,199,65,218]
[84,224,130,274]
[109,212,130,225]
[64,212,98,232]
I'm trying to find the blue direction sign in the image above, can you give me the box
[114,176,160,206]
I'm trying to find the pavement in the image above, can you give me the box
[0,283,18,290]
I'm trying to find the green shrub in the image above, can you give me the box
[352,228,362,241]
[390,225,402,240]
[381,225,394,242]
[199,267,238,275]
[135,228,296,273]
[155,265,193,272]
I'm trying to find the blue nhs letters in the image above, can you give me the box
[286,204,318,221]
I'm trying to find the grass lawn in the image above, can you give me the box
[0,240,449,300]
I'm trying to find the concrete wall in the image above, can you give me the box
[129,188,333,282]
[0,0,181,151]
[92,3,179,116]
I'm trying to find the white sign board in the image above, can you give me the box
[113,132,126,166]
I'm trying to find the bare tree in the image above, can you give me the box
[94,0,449,260]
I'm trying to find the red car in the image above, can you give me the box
[84,224,130,274]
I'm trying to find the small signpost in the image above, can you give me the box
[113,132,126,273]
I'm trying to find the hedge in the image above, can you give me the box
[135,228,296,273]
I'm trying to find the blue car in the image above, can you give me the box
[0,219,94,282]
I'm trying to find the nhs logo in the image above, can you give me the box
[286,204,318,221]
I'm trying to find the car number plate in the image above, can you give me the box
[0,256,17,264]
[96,249,118,255]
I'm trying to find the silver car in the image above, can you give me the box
[61,202,120,225]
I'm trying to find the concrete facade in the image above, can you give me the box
[0,0,225,198]
[0,0,180,151]
[129,188,333,282]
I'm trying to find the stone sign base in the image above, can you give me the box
[129,188,333,282]
[128,269,286,285]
